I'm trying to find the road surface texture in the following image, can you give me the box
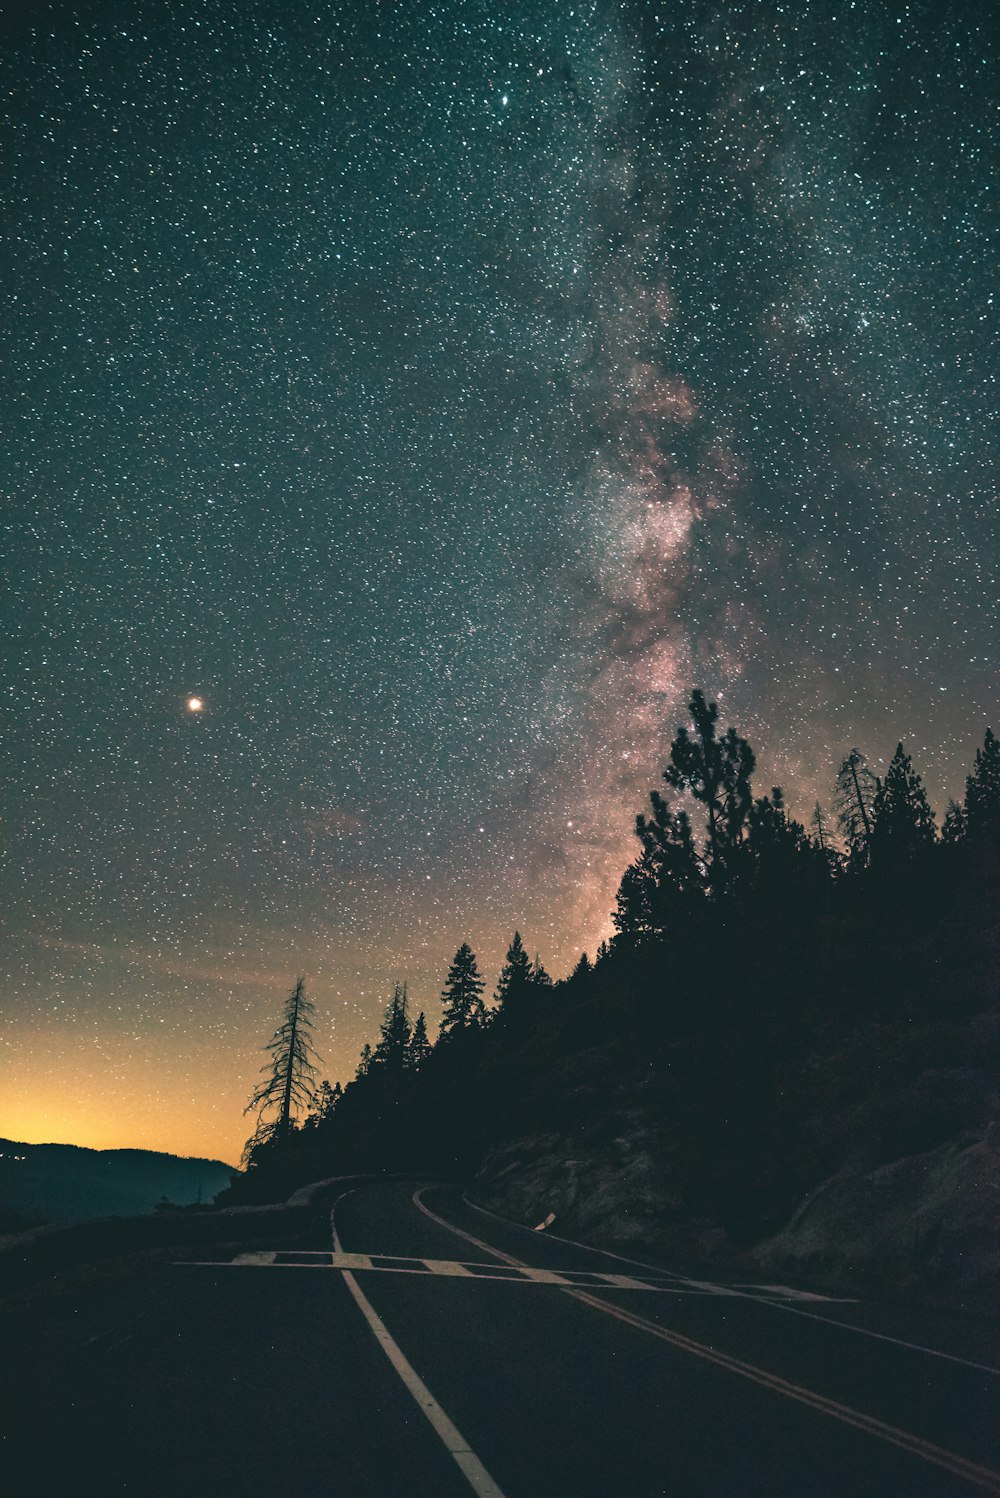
[1,1178,997,1496]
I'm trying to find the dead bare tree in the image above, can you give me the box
[242,978,319,1163]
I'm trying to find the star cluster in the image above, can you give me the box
[2,1,997,1160]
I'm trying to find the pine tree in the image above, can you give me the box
[941,799,967,844]
[439,943,487,1038]
[638,793,702,895]
[612,850,658,944]
[746,787,817,884]
[373,982,411,1074]
[356,1043,373,1079]
[835,749,877,862]
[571,951,592,979]
[810,801,831,853]
[965,727,1000,841]
[531,954,553,988]
[494,931,534,1016]
[869,743,936,863]
[243,978,320,1157]
[306,1078,342,1130]
[664,689,755,885]
[407,1011,433,1069]
[615,788,704,941]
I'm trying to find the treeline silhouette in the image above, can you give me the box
[219,694,999,1246]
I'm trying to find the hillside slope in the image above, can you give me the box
[0,1140,236,1230]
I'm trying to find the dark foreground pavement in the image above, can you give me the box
[1,1178,997,1497]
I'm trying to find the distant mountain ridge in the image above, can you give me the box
[0,1139,237,1231]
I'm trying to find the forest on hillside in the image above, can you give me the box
[218,693,999,1248]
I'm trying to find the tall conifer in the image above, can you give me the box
[373,983,411,1074]
[407,1011,433,1068]
[440,943,487,1037]
[965,727,1000,841]
[870,743,936,862]
[494,931,534,1015]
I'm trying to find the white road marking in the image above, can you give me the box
[598,1272,668,1291]
[331,1252,373,1270]
[738,1298,1000,1378]
[461,1191,1000,1376]
[462,1190,860,1298]
[412,1189,535,1268]
[415,1188,1000,1493]
[423,1258,474,1277]
[181,1259,336,1270]
[517,1266,572,1285]
[414,1192,846,1303]
[674,1277,741,1296]
[737,1283,839,1301]
[183,1249,730,1292]
[330,1193,509,1498]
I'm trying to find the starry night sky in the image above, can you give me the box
[3,1,997,1162]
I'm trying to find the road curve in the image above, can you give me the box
[2,1177,997,1496]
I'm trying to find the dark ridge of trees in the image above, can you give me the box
[222,698,999,1242]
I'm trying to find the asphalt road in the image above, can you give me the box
[2,1178,997,1496]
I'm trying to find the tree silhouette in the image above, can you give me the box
[941,799,967,844]
[440,943,486,1038]
[835,748,877,863]
[373,983,411,1075]
[664,689,755,885]
[965,727,1000,841]
[531,953,553,988]
[615,791,704,942]
[407,1011,433,1069]
[869,743,936,864]
[243,978,319,1158]
[742,787,829,903]
[494,931,534,1016]
[810,801,832,854]
[613,850,659,945]
[220,688,997,1263]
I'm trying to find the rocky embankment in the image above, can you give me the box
[471,1115,756,1274]
[473,1123,999,1309]
[753,1126,999,1306]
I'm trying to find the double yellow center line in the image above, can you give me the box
[412,1190,1000,1494]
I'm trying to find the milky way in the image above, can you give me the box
[3,1,997,1159]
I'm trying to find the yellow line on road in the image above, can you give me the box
[412,1189,1000,1494]
[569,1288,1000,1494]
